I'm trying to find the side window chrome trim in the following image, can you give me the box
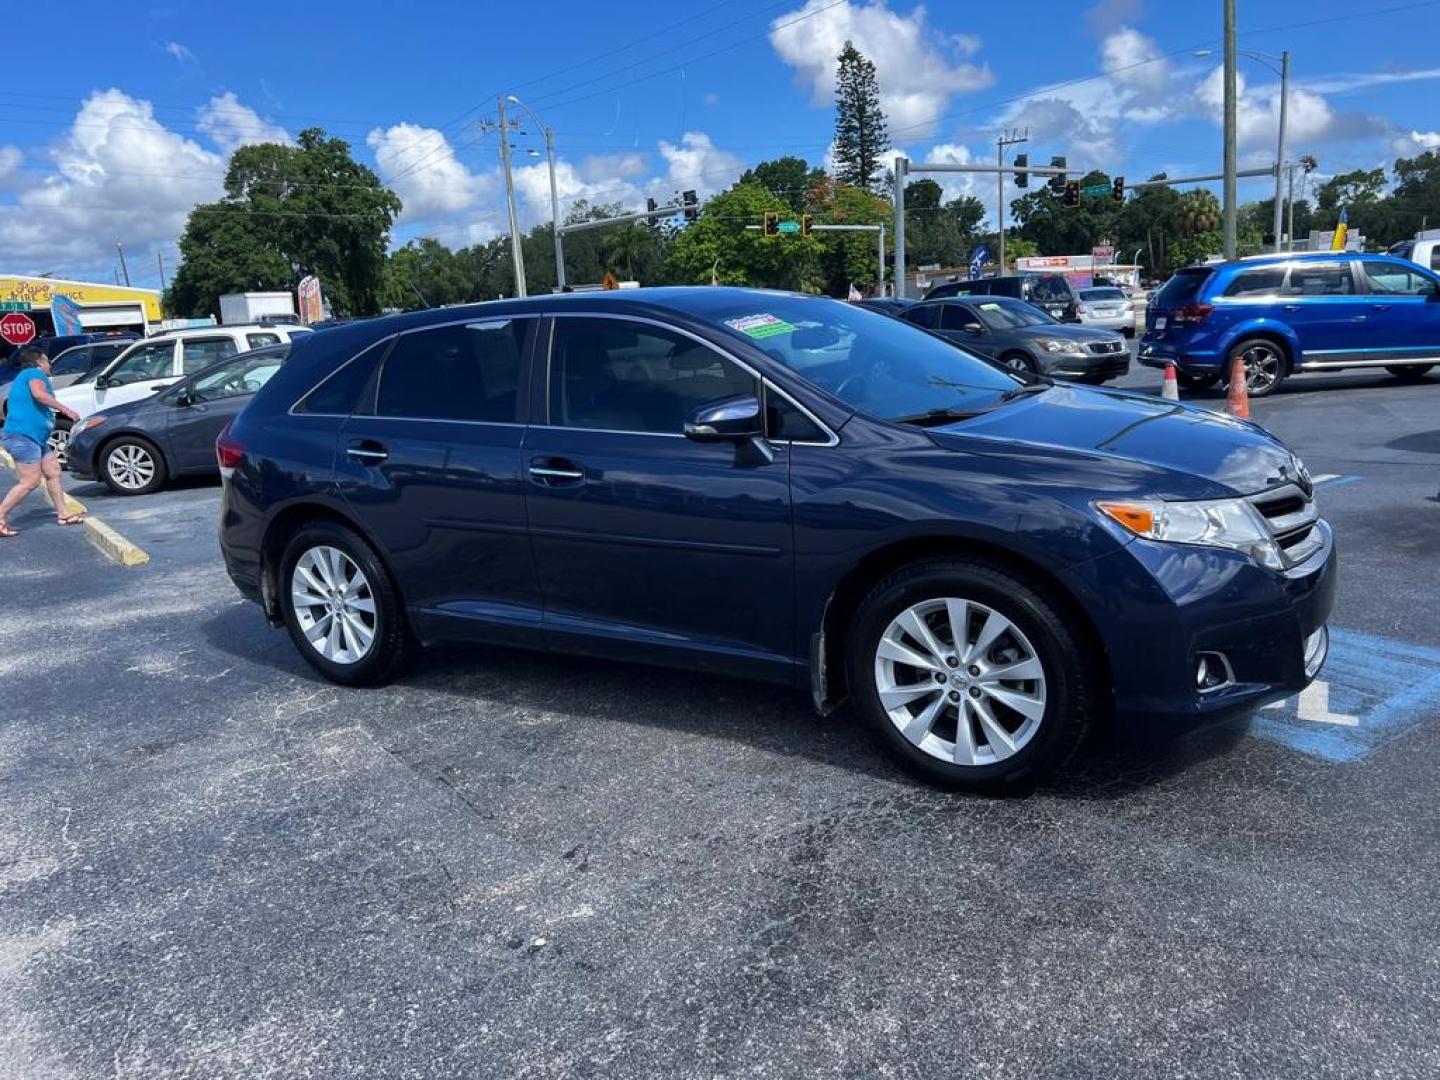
[543,310,839,447]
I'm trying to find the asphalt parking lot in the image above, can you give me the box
[3,363,1439,1077]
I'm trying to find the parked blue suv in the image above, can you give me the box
[218,289,1335,791]
[1139,252,1440,396]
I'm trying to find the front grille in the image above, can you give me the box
[1248,482,1324,567]
[1087,340,1126,355]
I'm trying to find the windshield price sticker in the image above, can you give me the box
[725,314,797,340]
[979,303,1002,312]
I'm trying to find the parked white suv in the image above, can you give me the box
[51,325,311,456]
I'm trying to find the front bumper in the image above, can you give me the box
[1059,520,1338,739]
[63,432,100,479]
[1047,353,1131,380]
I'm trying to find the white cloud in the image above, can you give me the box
[578,153,647,183]
[366,122,491,220]
[1196,65,1336,151]
[769,0,993,138]
[163,41,196,65]
[197,92,291,154]
[1085,0,1145,36]
[1393,130,1440,155]
[919,142,984,206]
[1100,26,1170,94]
[656,131,744,195]
[0,90,227,267]
[0,146,21,185]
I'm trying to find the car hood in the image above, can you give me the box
[1012,323,1119,343]
[928,383,1302,500]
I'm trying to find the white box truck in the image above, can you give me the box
[218,291,297,326]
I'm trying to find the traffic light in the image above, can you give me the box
[682,189,699,223]
[1014,153,1028,188]
[763,212,780,236]
[1063,181,1081,208]
[1112,176,1125,203]
[1048,156,1068,193]
[646,197,659,229]
[800,213,813,236]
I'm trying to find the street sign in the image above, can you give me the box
[0,301,27,312]
[1082,183,1110,197]
[0,312,36,346]
[778,220,800,235]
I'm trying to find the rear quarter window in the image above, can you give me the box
[1153,269,1213,307]
[1222,267,1287,298]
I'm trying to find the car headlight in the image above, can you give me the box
[1037,338,1087,355]
[72,416,107,435]
[1096,497,1284,571]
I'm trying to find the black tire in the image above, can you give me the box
[1385,364,1433,379]
[1225,337,1287,398]
[279,521,413,687]
[1000,351,1036,375]
[846,558,1097,793]
[1122,327,1135,339]
[1176,371,1221,391]
[99,436,168,496]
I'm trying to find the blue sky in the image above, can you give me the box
[3,0,1439,286]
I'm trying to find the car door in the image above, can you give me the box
[522,314,796,681]
[333,317,542,648]
[1278,261,1370,365]
[938,302,1001,357]
[180,336,240,376]
[165,347,288,471]
[1356,259,1440,362]
[87,339,180,414]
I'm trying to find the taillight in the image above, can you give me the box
[1172,302,1214,325]
[216,421,244,480]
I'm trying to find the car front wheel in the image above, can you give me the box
[101,437,168,496]
[280,522,412,687]
[47,419,73,465]
[1001,352,1036,375]
[847,559,1096,792]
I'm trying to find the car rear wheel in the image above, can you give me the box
[846,559,1096,793]
[280,522,412,687]
[1385,364,1433,379]
[1227,338,1286,398]
[100,437,168,496]
[1176,371,1221,391]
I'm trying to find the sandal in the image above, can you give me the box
[56,513,86,527]
[0,521,16,538]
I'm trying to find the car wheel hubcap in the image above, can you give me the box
[291,546,377,665]
[107,444,155,489]
[48,430,69,464]
[1242,345,1280,391]
[1007,356,1029,371]
[873,598,1047,767]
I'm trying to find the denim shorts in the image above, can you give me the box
[0,432,47,465]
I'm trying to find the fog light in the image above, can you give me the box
[1195,652,1234,693]
[1303,625,1329,679]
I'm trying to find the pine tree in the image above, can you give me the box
[832,41,889,191]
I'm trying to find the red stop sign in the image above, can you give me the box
[0,313,36,346]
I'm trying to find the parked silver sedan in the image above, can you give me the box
[1076,286,1136,337]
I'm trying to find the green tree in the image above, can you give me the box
[738,157,827,214]
[833,41,889,192]
[1011,170,1121,258]
[379,238,473,311]
[903,181,986,269]
[811,181,891,295]
[663,182,822,289]
[168,128,401,318]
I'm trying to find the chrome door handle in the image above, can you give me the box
[1282,304,1302,312]
[1372,303,1392,311]
[529,466,584,481]
[346,445,388,462]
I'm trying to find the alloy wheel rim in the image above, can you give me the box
[48,429,69,464]
[107,444,155,490]
[291,546,377,665]
[1006,356,1029,371]
[873,597,1047,767]
[1242,345,1280,392]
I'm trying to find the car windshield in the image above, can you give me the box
[1080,288,1126,301]
[972,300,1055,330]
[702,295,1019,421]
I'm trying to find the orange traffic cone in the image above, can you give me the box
[1226,354,1251,419]
[1161,362,1180,401]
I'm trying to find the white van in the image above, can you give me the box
[1390,230,1440,273]
[51,325,312,454]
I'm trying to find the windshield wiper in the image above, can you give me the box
[890,406,985,427]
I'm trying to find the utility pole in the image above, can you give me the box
[996,129,1028,275]
[893,155,908,298]
[1286,163,1296,252]
[115,241,131,287]
[156,251,167,292]
[1272,50,1290,253]
[488,98,527,298]
[1222,0,1238,260]
[507,95,566,291]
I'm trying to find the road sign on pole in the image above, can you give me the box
[778,220,800,235]
[1082,183,1110,198]
[0,313,36,346]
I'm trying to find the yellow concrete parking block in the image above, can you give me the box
[0,446,149,567]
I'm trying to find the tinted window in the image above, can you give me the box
[1285,263,1354,296]
[191,349,288,403]
[50,347,93,376]
[1433,250,1440,273]
[902,305,941,330]
[378,320,528,423]
[1223,267,1287,298]
[297,340,386,416]
[549,318,755,434]
[1080,287,1126,301]
[106,341,175,385]
[247,332,281,349]
[940,304,978,331]
[765,391,825,442]
[1361,261,1438,296]
[1029,277,1066,302]
[182,337,240,373]
[1153,268,1213,307]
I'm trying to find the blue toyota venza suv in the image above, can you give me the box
[219,289,1335,791]
[1140,251,1440,396]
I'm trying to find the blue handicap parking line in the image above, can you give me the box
[1251,627,1440,762]
[1312,474,1363,489]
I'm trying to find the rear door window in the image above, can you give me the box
[50,347,93,377]
[1223,267,1288,298]
[1284,263,1355,296]
[182,337,240,373]
[247,332,281,349]
[377,319,529,423]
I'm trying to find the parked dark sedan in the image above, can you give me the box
[851,297,917,317]
[217,289,1334,792]
[68,344,288,495]
[901,296,1129,383]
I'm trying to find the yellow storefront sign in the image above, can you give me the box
[0,275,163,322]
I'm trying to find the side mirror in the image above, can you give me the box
[94,375,110,389]
[962,322,984,335]
[684,394,763,441]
